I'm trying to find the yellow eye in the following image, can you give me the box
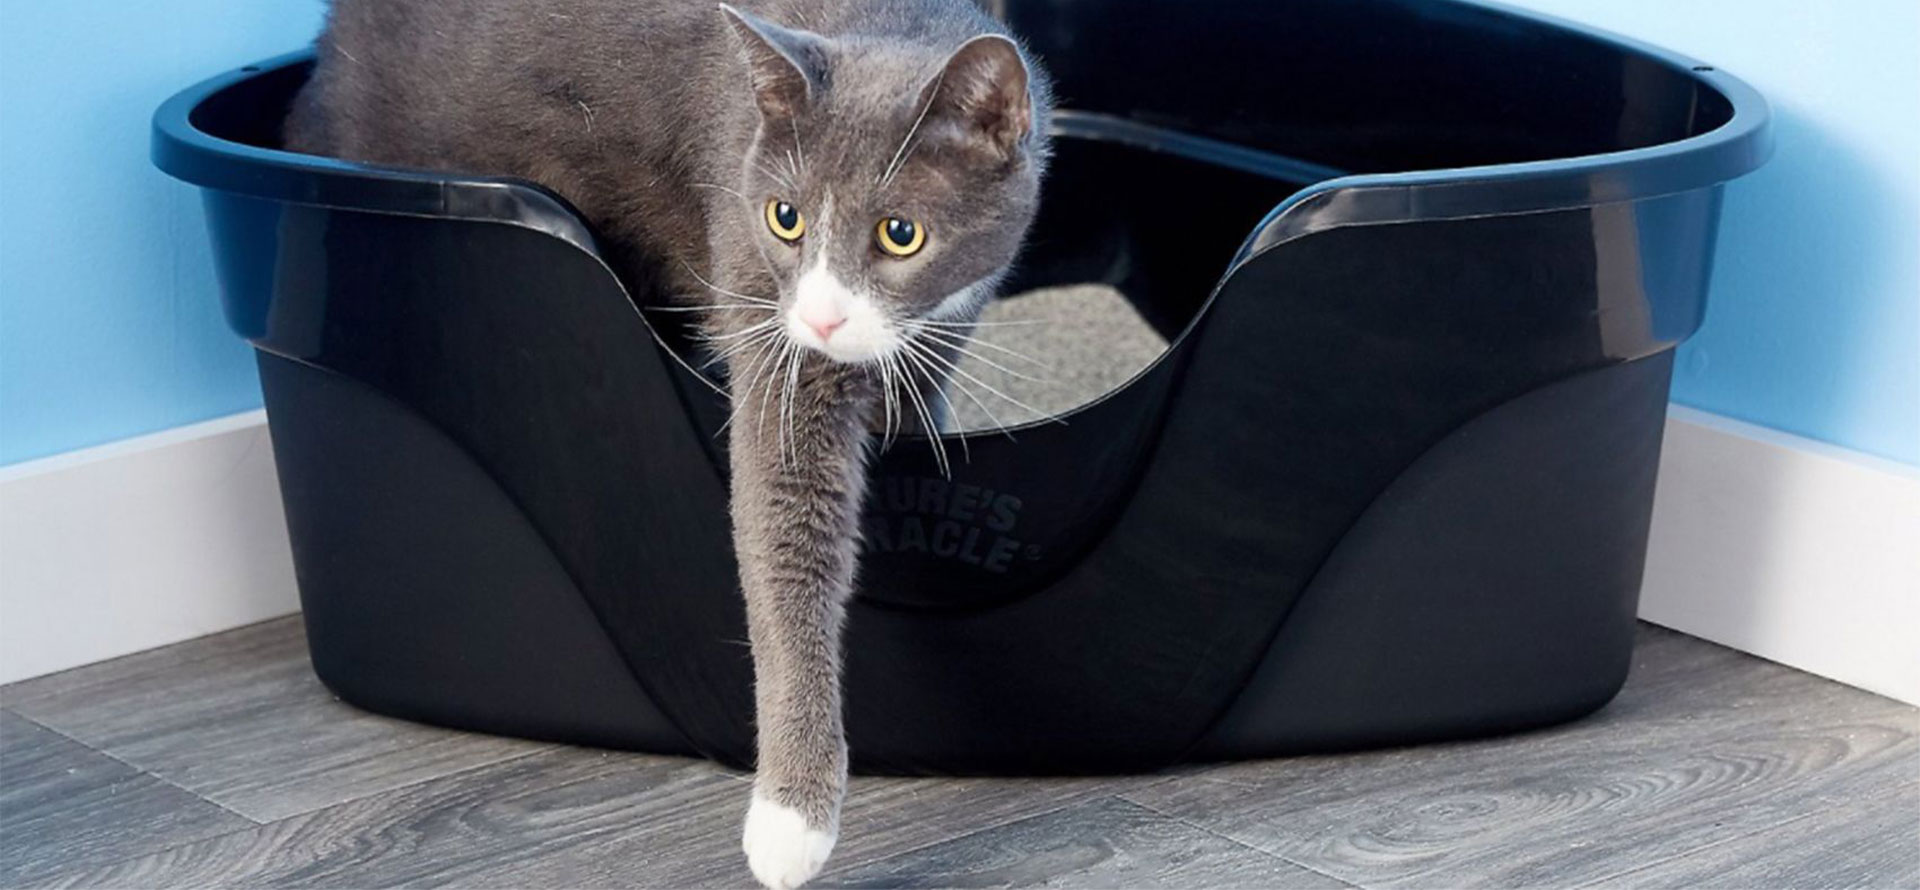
[875,217,926,257]
[765,199,805,242]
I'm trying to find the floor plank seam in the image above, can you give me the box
[13,743,571,888]
[0,616,303,710]
[15,819,265,890]
[258,742,565,824]
[1567,808,1828,889]
[1,706,259,826]
[10,623,1917,889]
[824,784,1169,878]
[2,706,268,890]
[1118,786,1366,889]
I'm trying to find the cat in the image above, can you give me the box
[285,1,1052,886]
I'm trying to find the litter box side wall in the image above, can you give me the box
[194,187,746,757]
[1175,183,1734,758]
[998,0,1771,758]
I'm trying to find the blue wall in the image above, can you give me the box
[1505,0,1920,464]
[3,1,1915,465]
[0,1,324,465]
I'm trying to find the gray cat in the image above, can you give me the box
[286,1,1051,886]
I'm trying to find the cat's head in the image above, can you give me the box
[716,4,1050,365]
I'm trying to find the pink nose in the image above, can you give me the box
[802,312,846,341]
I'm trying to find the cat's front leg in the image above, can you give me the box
[727,353,877,890]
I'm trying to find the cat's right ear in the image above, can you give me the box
[719,4,827,121]
[919,34,1034,165]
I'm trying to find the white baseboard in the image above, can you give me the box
[1640,406,1920,705]
[0,411,299,686]
[2,405,1915,705]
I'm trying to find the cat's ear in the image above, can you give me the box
[920,34,1034,163]
[719,4,827,121]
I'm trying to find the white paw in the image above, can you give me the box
[742,791,837,890]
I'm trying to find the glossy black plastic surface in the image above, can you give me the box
[154,0,1769,772]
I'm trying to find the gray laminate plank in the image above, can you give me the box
[0,710,253,887]
[478,770,1170,888]
[11,619,1918,888]
[36,743,1158,889]
[1583,799,1920,890]
[1,616,552,822]
[818,796,1354,889]
[1125,627,1920,889]
[30,747,736,889]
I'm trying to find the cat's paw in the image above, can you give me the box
[742,791,837,890]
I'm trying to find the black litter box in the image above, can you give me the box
[153,0,1769,773]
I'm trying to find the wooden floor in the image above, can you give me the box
[1,619,1914,889]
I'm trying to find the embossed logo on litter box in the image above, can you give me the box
[864,477,1033,573]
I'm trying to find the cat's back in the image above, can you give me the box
[286,0,729,176]
[284,0,1025,280]
[287,0,1011,168]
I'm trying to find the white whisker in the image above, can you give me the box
[874,356,902,451]
[706,325,784,368]
[901,338,1013,444]
[698,317,784,342]
[752,159,795,190]
[680,261,778,305]
[895,344,971,463]
[905,327,1052,380]
[903,335,1062,429]
[719,329,784,439]
[895,351,951,477]
[633,314,728,398]
[644,302,774,313]
[780,345,804,467]
[905,323,1053,369]
[690,182,753,203]
[910,317,1049,329]
[880,71,944,188]
[752,338,789,442]
[917,362,970,464]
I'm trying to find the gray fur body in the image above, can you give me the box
[288,2,1050,886]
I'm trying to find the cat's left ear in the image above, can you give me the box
[719,4,827,120]
[920,35,1034,164]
